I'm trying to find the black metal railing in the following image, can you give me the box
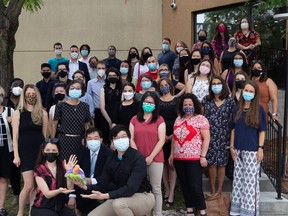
[262,112,283,199]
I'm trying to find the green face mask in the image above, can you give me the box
[142,102,155,113]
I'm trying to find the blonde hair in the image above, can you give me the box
[17,84,43,125]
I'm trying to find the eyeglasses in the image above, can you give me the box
[113,135,128,140]
[45,138,59,143]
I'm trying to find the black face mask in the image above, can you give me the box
[54,93,65,101]
[179,56,189,64]
[43,152,58,163]
[198,36,206,42]
[89,62,97,69]
[107,77,118,84]
[58,70,68,78]
[42,72,51,79]
[191,58,201,65]
[235,80,245,89]
[251,69,263,77]
[143,52,152,61]
[129,53,137,59]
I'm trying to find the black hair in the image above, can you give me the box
[41,63,51,70]
[231,52,249,75]
[66,79,85,97]
[80,44,91,54]
[122,82,136,102]
[104,67,122,91]
[120,60,132,82]
[178,93,202,118]
[57,62,69,72]
[137,91,159,123]
[70,45,78,50]
[109,124,131,140]
[250,60,268,82]
[127,47,140,64]
[201,41,216,60]
[139,47,153,65]
[53,42,62,48]
[85,127,103,138]
[206,75,230,101]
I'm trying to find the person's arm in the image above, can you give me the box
[200,129,210,167]
[129,121,138,150]
[12,110,20,167]
[230,129,237,161]
[267,78,278,121]
[42,110,48,138]
[175,81,185,98]
[146,122,166,166]
[50,120,58,138]
[221,69,228,81]
[254,35,261,47]
[99,88,113,129]
[184,69,189,84]
[219,51,224,73]
[185,77,194,93]
[257,131,265,162]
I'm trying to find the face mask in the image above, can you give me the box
[241,22,249,30]
[87,140,101,152]
[198,36,206,42]
[228,40,237,47]
[191,58,201,65]
[143,52,152,61]
[202,47,211,55]
[183,106,194,115]
[162,44,169,51]
[54,93,65,101]
[242,91,254,102]
[211,84,223,94]
[69,89,82,99]
[199,65,210,75]
[97,69,105,77]
[107,77,118,84]
[251,69,263,77]
[58,70,68,78]
[160,86,170,95]
[0,96,3,104]
[90,62,97,68]
[233,59,243,68]
[148,63,157,71]
[142,102,155,113]
[70,52,79,60]
[55,49,62,56]
[219,26,226,32]
[42,72,51,79]
[129,53,137,58]
[120,67,129,74]
[123,92,134,100]
[113,137,130,152]
[235,80,245,89]
[141,81,152,90]
[25,94,37,105]
[108,49,116,56]
[176,46,184,53]
[43,152,58,163]
[12,86,22,96]
[180,56,189,64]
[81,50,89,57]
[159,71,170,78]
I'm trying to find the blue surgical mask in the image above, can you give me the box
[162,43,169,51]
[120,67,129,74]
[148,63,157,71]
[242,92,255,101]
[183,106,194,115]
[141,81,152,90]
[202,47,211,55]
[233,59,243,68]
[113,137,130,152]
[211,84,223,94]
[87,140,101,152]
[142,102,155,113]
[81,50,88,57]
[108,49,116,56]
[69,89,82,99]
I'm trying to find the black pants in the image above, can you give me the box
[75,186,100,215]
[94,108,102,130]
[31,206,75,216]
[174,160,206,210]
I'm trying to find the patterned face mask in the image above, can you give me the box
[25,94,37,105]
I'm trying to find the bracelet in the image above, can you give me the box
[272,113,277,116]
[200,155,206,158]
[258,145,264,149]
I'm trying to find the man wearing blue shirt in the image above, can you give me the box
[157,37,177,71]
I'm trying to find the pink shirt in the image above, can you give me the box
[131,115,165,162]
[173,115,210,161]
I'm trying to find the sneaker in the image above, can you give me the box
[0,208,8,216]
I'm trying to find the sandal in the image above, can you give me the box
[165,200,174,207]
[163,196,168,202]
[186,211,195,216]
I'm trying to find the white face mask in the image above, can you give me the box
[241,22,249,30]
[123,92,134,100]
[55,49,62,56]
[113,137,129,152]
[12,86,23,96]
[176,46,184,53]
[97,69,106,78]
[70,52,79,60]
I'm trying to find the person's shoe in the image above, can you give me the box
[12,195,19,205]
[0,208,8,216]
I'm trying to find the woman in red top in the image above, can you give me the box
[169,93,210,216]
[130,91,166,216]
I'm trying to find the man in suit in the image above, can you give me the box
[68,127,113,215]
[68,45,91,82]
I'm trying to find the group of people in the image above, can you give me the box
[0,18,279,216]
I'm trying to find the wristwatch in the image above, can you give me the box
[272,113,278,116]
[258,145,264,149]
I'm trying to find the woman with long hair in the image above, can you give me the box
[130,91,166,216]
[230,81,266,216]
[184,49,202,84]
[119,60,133,85]
[231,71,249,104]
[12,84,48,216]
[211,22,229,60]
[127,47,140,72]
[178,49,191,84]
[200,41,220,74]
[31,139,77,216]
